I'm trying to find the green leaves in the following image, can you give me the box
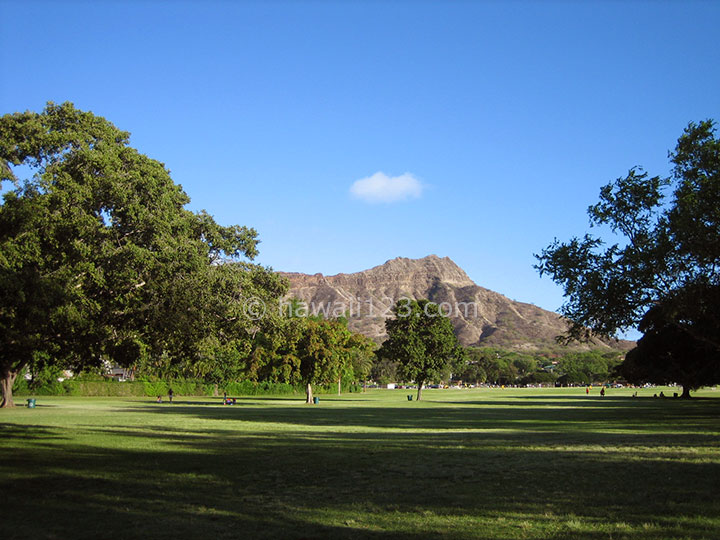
[535,120,720,341]
[589,167,669,239]
[380,299,465,397]
[668,120,720,266]
[619,284,720,395]
[535,120,720,395]
[0,102,273,406]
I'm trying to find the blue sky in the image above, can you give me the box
[1,1,719,326]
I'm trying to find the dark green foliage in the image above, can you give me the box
[536,120,719,339]
[619,285,720,397]
[380,299,465,399]
[535,120,720,396]
[370,357,399,385]
[296,317,367,402]
[469,348,519,385]
[455,360,487,385]
[13,378,313,398]
[557,351,622,384]
[223,380,299,396]
[26,361,64,391]
[460,347,622,386]
[0,102,282,406]
[519,370,556,385]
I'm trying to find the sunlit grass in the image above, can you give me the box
[2,387,720,538]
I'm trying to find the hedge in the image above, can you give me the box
[13,378,363,397]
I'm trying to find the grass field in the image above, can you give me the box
[2,387,720,539]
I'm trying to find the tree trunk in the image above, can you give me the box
[213,383,219,397]
[338,376,342,395]
[681,385,692,399]
[416,381,424,401]
[1,369,18,408]
[306,383,314,404]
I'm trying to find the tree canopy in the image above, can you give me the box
[297,317,353,403]
[535,120,720,396]
[619,285,720,398]
[457,347,621,387]
[0,102,281,406]
[379,299,465,400]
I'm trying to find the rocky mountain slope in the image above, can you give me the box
[279,255,633,352]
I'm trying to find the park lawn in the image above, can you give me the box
[1,387,720,539]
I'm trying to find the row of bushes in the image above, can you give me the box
[12,377,362,397]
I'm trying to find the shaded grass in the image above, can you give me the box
[2,387,720,539]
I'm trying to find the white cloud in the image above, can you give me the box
[349,172,424,203]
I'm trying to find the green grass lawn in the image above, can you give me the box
[2,386,720,539]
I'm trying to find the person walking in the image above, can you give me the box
[600,387,605,397]
[168,388,174,403]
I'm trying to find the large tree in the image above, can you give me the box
[380,299,465,400]
[155,262,290,394]
[618,285,720,398]
[0,102,273,406]
[296,318,353,404]
[343,332,376,392]
[535,120,720,396]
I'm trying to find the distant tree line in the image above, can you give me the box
[373,346,624,388]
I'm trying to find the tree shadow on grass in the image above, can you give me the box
[3,395,720,539]
[0,423,68,441]
[2,419,720,540]
[126,395,720,437]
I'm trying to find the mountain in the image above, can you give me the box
[279,255,633,352]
